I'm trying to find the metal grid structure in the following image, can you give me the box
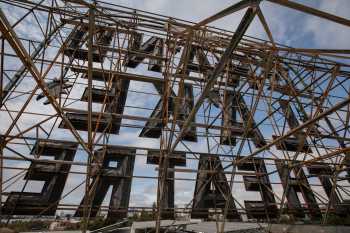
[0,0,350,232]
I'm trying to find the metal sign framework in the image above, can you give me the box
[0,0,350,232]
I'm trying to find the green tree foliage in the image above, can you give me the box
[0,220,50,232]
[326,214,350,226]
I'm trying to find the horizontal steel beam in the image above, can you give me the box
[268,0,350,28]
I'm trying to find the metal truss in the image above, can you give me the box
[0,0,350,232]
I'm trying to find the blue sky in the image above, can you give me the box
[107,0,350,49]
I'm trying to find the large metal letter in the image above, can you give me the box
[237,158,277,219]
[60,28,129,135]
[3,139,78,215]
[276,160,321,220]
[140,83,197,141]
[124,32,164,72]
[64,27,114,62]
[221,91,239,145]
[308,163,350,216]
[235,92,266,147]
[273,100,311,152]
[75,146,135,221]
[191,154,241,220]
[147,149,186,219]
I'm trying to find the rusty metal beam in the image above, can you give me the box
[170,6,258,153]
[185,0,260,32]
[267,0,350,28]
[0,8,90,154]
[233,95,350,167]
[0,22,64,107]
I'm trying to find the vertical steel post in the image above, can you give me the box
[82,5,95,233]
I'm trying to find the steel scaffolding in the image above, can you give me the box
[1,0,350,232]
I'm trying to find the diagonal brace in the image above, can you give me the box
[268,0,350,28]
[0,8,90,153]
[170,6,259,153]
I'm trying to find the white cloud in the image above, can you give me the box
[303,0,350,48]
